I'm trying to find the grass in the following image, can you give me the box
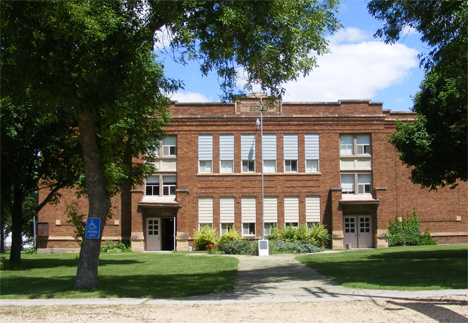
[0,253,238,299]
[297,244,468,290]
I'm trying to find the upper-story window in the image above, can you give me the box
[340,134,371,156]
[305,134,320,172]
[220,134,234,173]
[145,175,176,196]
[284,134,298,173]
[158,136,177,157]
[263,134,277,173]
[198,134,213,173]
[341,173,372,195]
[241,134,256,173]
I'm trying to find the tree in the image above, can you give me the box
[0,95,81,265]
[368,0,467,189]
[2,0,340,288]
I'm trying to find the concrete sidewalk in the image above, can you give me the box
[0,253,466,306]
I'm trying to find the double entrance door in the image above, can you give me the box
[343,215,372,248]
[146,217,175,251]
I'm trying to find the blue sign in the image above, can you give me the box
[85,218,101,239]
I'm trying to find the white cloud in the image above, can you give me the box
[154,26,174,50]
[328,27,372,44]
[281,39,418,102]
[171,92,212,102]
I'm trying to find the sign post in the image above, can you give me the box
[85,218,101,240]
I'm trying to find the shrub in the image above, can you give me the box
[279,225,297,242]
[100,241,132,253]
[265,224,280,240]
[220,240,257,255]
[217,227,242,245]
[0,256,9,271]
[193,225,217,250]
[23,246,37,254]
[307,223,330,248]
[269,240,321,254]
[387,210,435,247]
[421,229,437,245]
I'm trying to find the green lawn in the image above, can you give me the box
[298,244,468,290]
[0,253,238,299]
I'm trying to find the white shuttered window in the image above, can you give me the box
[263,197,278,223]
[263,134,277,173]
[198,197,213,225]
[284,197,299,224]
[220,197,235,223]
[198,135,213,173]
[220,135,234,173]
[306,196,320,223]
[305,134,320,172]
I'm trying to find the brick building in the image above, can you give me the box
[37,95,467,252]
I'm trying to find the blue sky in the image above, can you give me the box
[156,0,427,111]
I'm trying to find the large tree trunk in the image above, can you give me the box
[9,186,24,265]
[75,112,111,289]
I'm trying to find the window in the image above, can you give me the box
[264,197,278,235]
[284,196,299,227]
[341,174,355,194]
[358,174,372,194]
[264,223,276,236]
[220,197,235,234]
[340,134,371,156]
[220,135,234,173]
[285,223,299,228]
[242,160,255,172]
[198,135,213,173]
[162,176,176,196]
[341,173,372,195]
[198,197,213,228]
[263,134,277,173]
[306,196,320,224]
[284,160,297,172]
[242,197,256,236]
[357,135,371,155]
[305,134,320,172]
[220,223,233,235]
[284,134,298,173]
[162,136,177,156]
[145,176,159,196]
[243,223,256,236]
[241,134,256,173]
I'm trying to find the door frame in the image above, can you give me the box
[342,214,373,248]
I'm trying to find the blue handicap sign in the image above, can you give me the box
[85,218,101,239]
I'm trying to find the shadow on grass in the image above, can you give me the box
[0,270,237,299]
[299,247,468,290]
[8,258,143,270]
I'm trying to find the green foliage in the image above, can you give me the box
[279,225,297,242]
[23,247,37,254]
[269,240,321,254]
[219,240,258,255]
[100,241,132,253]
[387,210,436,247]
[369,0,467,188]
[193,226,218,251]
[421,229,437,246]
[271,224,330,248]
[265,224,280,240]
[0,257,9,270]
[65,202,86,247]
[217,227,242,245]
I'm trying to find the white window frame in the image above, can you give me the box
[145,176,160,196]
[284,160,298,172]
[263,223,276,236]
[162,136,177,157]
[242,160,255,173]
[341,173,372,195]
[262,134,277,174]
[198,135,213,173]
[220,223,234,235]
[305,134,320,173]
[241,134,256,173]
[198,197,214,227]
[242,223,256,236]
[241,197,256,237]
[340,134,371,156]
[162,176,177,196]
[220,134,234,173]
